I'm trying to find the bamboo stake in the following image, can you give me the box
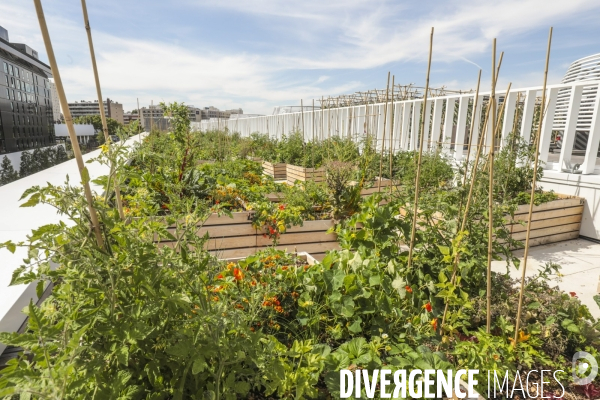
[321,96,324,141]
[377,72,391,192]
[461,70,482,179]
[137,98,141,141]
[514,27,553,347]
[312,99,315,168]
[486,39,497,334]
[33,0,104,248]
[80,0,124,221]
[406,27,434,270]
[389,75,396,179]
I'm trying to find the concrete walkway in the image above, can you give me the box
[491,238,600,319]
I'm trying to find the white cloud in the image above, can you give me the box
[2,0,599,114]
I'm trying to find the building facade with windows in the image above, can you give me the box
[67,99,124,124]
[0,25,55,154]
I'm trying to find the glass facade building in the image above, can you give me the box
[0,31,54,154]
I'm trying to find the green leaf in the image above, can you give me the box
[192,356,207,375]
[437,245,450,255]
[81,167,90,185]
[234,381,251,395]
[369,275,381,286]
[594,295,600,310]
[527,301,541,310]
[36,280,44,299]
[348,317,363,333]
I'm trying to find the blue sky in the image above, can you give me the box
[2,0,600,114]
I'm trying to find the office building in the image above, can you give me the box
[123,112,140,125]
[0,25,56,153]
[67,99,124,124]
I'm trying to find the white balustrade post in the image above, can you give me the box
[538,87,559,165]
[454,96,469,161]
[558,85,584,169]
[442,98,456,154]
[581,86,600,174]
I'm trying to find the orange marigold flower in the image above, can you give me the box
[227,262,236,270]
[569,291,577,297]
[281,266,289,271]
[212,296,219,302]
[405,285,413,293]
[423,303,432,312]
[303,265,310,271]
[431,318,438,331]
[279,204,285,210]
[250,280,257,287]
[233,268,244,281]
[234,304,244,309]
[274,305,284,313]
[217,274,224,280]
[250,327,255,332]
[291,292,299,298]
[262,301,272,307]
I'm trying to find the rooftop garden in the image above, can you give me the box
[0,102,597,399]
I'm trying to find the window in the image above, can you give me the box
[11,90,15,100]
[5,89,8,99]
[8,64,13,75]
[15,67,19,79]
[17,92,22,101]
[10,102,13,111]
[2,62,7,73]
[10,77,14,88]
[4,75,7,87]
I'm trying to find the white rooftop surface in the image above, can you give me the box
[0,134,144,355]
[491,238,600,319]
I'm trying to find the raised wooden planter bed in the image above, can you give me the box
[505,194,584,248]
[158,211,339,261]
[397,194,584,249]
[262,161,287,180]
[358,177,401,197]
[224,251,318,266]
[286,164,325,185]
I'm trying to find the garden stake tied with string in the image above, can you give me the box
[514,27,553,348]
[377,72,390,193]
[440,57,507,333]
[80,0,125,221]
[33,0,104,249]
[407,27,434,272]
[486,38,498,334]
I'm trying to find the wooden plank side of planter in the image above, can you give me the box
[286,219,335,232]
[256,231,335,247]
[208,247,259,259]
[513,197,583,215]
[507,214,582,234]
[286,164,325,184]
[507,205,584,224]
[511,222,581,242]
[205,235,257,251]
[203,212,252,226]
[512,231,580,249]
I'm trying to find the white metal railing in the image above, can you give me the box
[192,80,600,175]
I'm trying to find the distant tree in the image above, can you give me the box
[30,148,44,174]
[0,156,19,185]
[73,115,123,145]
[19,151,33,177]
[55,145,69,163]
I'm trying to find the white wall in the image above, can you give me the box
[540,171,600,240]
[54,123,95,137]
